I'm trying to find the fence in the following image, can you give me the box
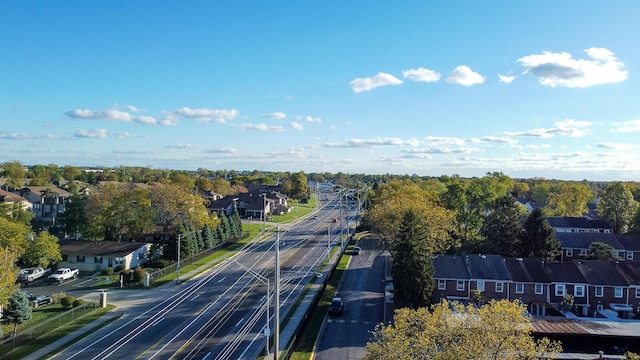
[0,301,99,353]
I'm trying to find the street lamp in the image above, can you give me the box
[176,229,201,285]
[224,257,271,357]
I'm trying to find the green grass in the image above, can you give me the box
[287,236,358,360]
[1,302,69,336]
[0,305,116,360]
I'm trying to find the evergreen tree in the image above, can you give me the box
[6,290,32,343]
[202,224,215,249]
[177,225,198,259]
[482,196,524,257]
[391,209,435,308]
[57,193,88,239]
[219,213,231,242]
[230,209,242,239]
[587,242,617,260]
[520,208,560,260]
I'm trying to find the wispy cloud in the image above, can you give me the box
[350,72,403,92]
[498,74,515,83]
[290,122,304,131]
[304,116,322,123]
[446,65,485,86]
[263,112,286,120]
[174,107,238,123]
[65,107,159,125]
[517,47,628,88]
[167,143,195,149]
[0,132,30,140]
[596,142,640,150]
[207,147,237,154]
[505,119,592,138]
[423,136,466,146]
[479,136,517,144]
[75,129,108,138]
[324,137,418,148]
[611,119,640,133]
[235,123,284,132]
[403,147,483,154]
[402,67,441,82]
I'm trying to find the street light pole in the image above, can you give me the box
[274,224,280,360]
[177,233,181,285]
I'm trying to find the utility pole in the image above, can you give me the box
[274,225,280,360]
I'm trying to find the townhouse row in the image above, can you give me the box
[432,254,640,319]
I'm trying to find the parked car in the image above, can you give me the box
[329,297,344,316]
[48,268,79,284]
[18,267,52,283]
[352,247,361,255]
[332,218,338,223]
[28,294,53,308]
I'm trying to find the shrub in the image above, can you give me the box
[60,295,75,308]
[101,267,114,276]
[151,259,169,268]
[52,291,66,304]
[72,299,86,307]
[132,267,146,284]
[115,265,125,272]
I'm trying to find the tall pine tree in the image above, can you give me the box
[520,208,560,260]
[391,209,435,308]
[481,196,524,257]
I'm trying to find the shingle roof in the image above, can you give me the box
[616,261,640,286]
[0,189,29,203]
[547,216,611,230]
[464,254,511,281]
[542,262,587,284]
[504,257,549,283]
[615,234,640,252]
[432,255,469,280]
[58,240,148,257]
[555,232,624,250]
[574,260,628,286]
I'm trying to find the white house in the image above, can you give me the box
[57,240,151,271]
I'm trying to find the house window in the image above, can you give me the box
[597,304,603,311]
[616,251,624,259]
[476,280,485,292]
[636,288,640,298]
[580,249,587,256]
[77,255,85,263]
[535,283,544,295]
[62,254,68,261]
[628,252,634,260]
[615,287,623,298]
[438,279,446,290]
[566,249,573,257]
[515,283,524,294]
[457,280,465,291]
[496,282,504,293]
[94,256,103,264]
[555,284,566,296]
[595,286,603,297]
[574,285,585,297]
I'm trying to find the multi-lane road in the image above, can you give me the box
[46,192,355,360]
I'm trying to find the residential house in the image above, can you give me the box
[547,216,612,233]
[616,234,640,261]
[432,255,470,303]
[57,240,151,272]
[0,188,31,211]
[15,186,71,227]
[542,262,590,316]
[616,261,640,316]
[555,232,625,261]
[504,257,550,316]
[575,260,633,318]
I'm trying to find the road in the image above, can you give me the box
[314,236,387,360]
[47,191,357,360]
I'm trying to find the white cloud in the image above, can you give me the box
[0,132,30,140]
[611,119,640,133]
[207,147,237,154]
[125,104,143,112]
[324,137,416,148]
[304,116,322,123]
[236,123,284,132]
[159,113,179,126]
[525,144,552,150]
[290,122,304,131]
[402,67,441,82]
[505,119,592,138]
[136,116,158,125]
[75,129,108,138]
[446,65,485,86]
[350,72,403,92]
[175,107,238,123]
[115,132,136,138]
[517,47,628,88]
[65,108,159,124]
[423,136,466,146]
[167,143,195,149]
[479,136,517,144]
[596,142,640,150]
[498,74,515,83]
[403,147,483,155]
[263,112,287,120]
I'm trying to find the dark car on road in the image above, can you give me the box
[351,246,361,255]
[329,297,344,316]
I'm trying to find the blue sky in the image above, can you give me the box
[1,1,639,181]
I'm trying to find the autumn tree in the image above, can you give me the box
[481,196,525,257]
[21,231,62,268]
[0,202,34,227]
[0,217,30,255]
[598,182,638,234]
[57,193,88,239]
[0,246,20,309]
[281,171,309,199]
[546,182,593,217]
[520,208,560,260]
[1,161,26,189]
[364,299,562,360]
[391,209,436,308]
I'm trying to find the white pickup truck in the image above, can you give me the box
[18,267,52,283]
[47,268,79,283]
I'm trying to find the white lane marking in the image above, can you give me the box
[191,294,200,301]
[235,318,245,327]
[218,277,226,283]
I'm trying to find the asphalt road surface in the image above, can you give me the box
[314,236,387,360]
